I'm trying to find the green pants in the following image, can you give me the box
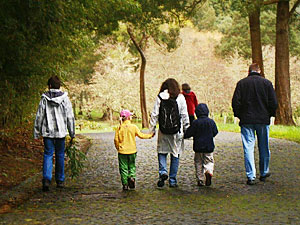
[118,153,137,185]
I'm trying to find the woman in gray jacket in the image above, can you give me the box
[150,78,189,188]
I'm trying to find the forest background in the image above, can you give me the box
[0,0,300,192]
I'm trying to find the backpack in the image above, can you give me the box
[158,95,181,134]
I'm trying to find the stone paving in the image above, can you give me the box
[1,131,300,224]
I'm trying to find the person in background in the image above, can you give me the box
[184,103,218,187]
[182,83,198,124]
[34,76,75,191]
[114,109,154,191]
[232,63,278,185]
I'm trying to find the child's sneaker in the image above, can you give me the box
[197,180,204,187]
[205,172,212,186]
[128,178,135,189]
[123,184,129,191]
[157,174,168,187]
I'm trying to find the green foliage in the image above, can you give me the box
[65,141,87,179]
[215,11,251,58]
[289,12,300,58]
[76,119,103,131]
[0,0,203,128]
[0,0,122,128]
[192,1,217,31]
[202,1,300,59]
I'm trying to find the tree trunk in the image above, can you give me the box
[139,55,149,128]
[127,28,149,128]
[78,91,83,115]
[275,1,295,125]
[73,101,77,120]
[109,108,113,122]
[248,4,264,76]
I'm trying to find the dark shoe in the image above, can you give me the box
[128,177,135,189]
[123,185,129,191]
[197,180,204,187]
[157,174,168,187]
[169,183,178,188]
[205,172,212,186]
[259,173,271,182]
[247,179,255,185]
[42,179,50,192]
[56,181,64,189]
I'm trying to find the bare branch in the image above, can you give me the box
[263,0,279,5]
[290,0,300,17]
[127,27,146,61]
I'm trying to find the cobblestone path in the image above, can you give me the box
[1,131,300,224]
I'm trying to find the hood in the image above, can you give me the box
[42,89,68,105]
[195,103,209,118]
[158,89,170,100]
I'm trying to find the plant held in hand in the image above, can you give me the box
[65,139,87,179]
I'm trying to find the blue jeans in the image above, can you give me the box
[158,153,179,185]
[43,137,65,183]
[241,125,270,181]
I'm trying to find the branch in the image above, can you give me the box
[263,0,279,5]
[184,0,205,15]
[127,27,146,61]
[290,0,300,17]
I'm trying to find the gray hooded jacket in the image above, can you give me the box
[34,89,75,139]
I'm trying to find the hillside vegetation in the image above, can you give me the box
[77,27,300,122]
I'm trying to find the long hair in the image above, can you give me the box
[159,78,180,99]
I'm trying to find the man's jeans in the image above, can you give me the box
[241,125,270,181]
[158,153,179,185]
[43,137,65,183]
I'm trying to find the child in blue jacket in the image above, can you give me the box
[184,103,218,186]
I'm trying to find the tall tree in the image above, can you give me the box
[274,0,300,125]
[127,27,149,128]
[211,0,300,125]
[122,1,203,128]
[248,1,265,76]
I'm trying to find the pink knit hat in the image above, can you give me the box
[120,109,133,118]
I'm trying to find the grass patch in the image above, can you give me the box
[216,123,240,133]
[76,119,144,134]
[269,125,300,143]
[217,122,300,144]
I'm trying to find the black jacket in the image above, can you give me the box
[232,72,278,125]
[184,104,218,153]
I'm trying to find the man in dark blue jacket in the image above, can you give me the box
[232,63,278,185]
[184,103,218,186]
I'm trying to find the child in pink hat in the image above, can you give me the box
[114,109,154,190]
